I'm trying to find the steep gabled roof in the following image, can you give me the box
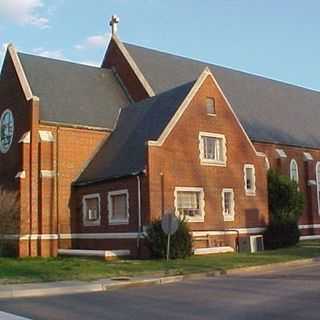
[75,81,195,185]
[18,52,129,129]
[123,42,320,149]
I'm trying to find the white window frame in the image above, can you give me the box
[199,132,227,167]
[82,193,101,227]
[290,159,299,183]
[316,162,320,216]
[108,189,130,225]
[222,188,235,222]
[174,187,205,223]
[244,164,256,196]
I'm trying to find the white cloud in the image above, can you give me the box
[0,0,49,28]
[32,47,64,59]
[75,34,110,50]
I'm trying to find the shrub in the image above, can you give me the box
[264,169,304,249]
[0,187,19,256]
[145,217,193,259]
[264,222,300,249]
[267,169,304,224]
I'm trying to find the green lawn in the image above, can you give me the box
[0,240,319,284]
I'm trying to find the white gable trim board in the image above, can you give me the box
[147,68,266,162]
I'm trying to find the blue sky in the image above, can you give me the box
[0,0,320,90]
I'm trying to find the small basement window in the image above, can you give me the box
[108,190,129,225]
[199,132,226,166]
[175,187,205,222]
[244,164,256,195]
[222,189,235,221]
[82,194,101,226]
[206,97,216,115]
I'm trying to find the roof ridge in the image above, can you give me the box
[123,41,320,95]
[17,51,106,71]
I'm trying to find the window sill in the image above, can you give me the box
[185,217,205,223]
[83,220,101,227]
[207,113,216,117]
[200,160,226,167]
[223,215,235,222]
[245,191,256,197]
[109,220,129,225]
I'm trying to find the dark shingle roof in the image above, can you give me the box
[75,81,195,185]
[19,53,129,129]
[124,42,320,149]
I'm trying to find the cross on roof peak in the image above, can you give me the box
[109,15,120,35]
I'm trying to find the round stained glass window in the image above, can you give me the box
[0,109,14,154]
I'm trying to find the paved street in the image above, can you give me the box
[0,262,319,320]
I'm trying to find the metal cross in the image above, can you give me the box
[109,15,120,35]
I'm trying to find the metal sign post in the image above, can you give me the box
[161,211,179,261]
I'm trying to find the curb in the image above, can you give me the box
[0,257,318,299]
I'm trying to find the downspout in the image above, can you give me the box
[136,175,142,253]
[55,127,60,247]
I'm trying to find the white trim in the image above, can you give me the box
[316,161,320,216]
[174,187,205,222]
[112,36,155,97]
[39,130,54,142]
[2,234,59,240]
[7,44,33,100]
[222,188,235,222]
[194,247,234,255]
[2,232,145,240]
[108,189,130,225]
[15,171,26,179]
[308,180,317,186]
[303,152,313,161]
[147,68,264,161]
[192,227,266,237]
[40,170,55,178]
[290,159,299,183]
[275,148,287,159]
[300,235,320,240]
[58,249,130,258]
[18,131,30,144]
[244,164,256,196]
[82,193,101,227]
[198,132,227,167]
[60,232,144,240]
[299,224,320,230]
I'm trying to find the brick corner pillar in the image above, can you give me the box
[304,158,317,227]
[29,96,40,256]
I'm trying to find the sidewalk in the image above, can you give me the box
[0,257,319,299]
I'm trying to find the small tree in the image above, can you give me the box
[145,217,193,259]
[0,187,19,256]
[264,169,305,249]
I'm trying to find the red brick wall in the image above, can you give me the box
[254,141,320,227]
[103,38,150,102]
[147,76,269,233]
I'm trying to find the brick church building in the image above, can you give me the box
[0,20,319,257]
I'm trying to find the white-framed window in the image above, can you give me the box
[108,189,129,225]
[174,187,205,222]
[82,194,101,227]
[244,164,256,195]
[206,97,216,115]
[199,132,226,166]
[316,162,320,216]
[222,188,235,221]
[290,159,299,184]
